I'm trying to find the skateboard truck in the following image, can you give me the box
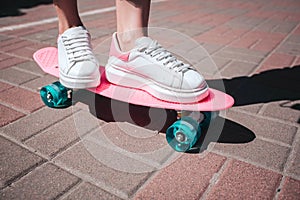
[40,81,72,108]
[166,111,215,152]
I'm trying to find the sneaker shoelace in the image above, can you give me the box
[61,29,96,65]
[138,40,192,73]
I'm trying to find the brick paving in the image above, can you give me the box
[0,0,300,199]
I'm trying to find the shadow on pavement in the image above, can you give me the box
[75,92,178,132]
[208,65,300,108]
[74,65,300,152]
[0,0,52,17]
[188,117,255,153]
[74,90,255,152]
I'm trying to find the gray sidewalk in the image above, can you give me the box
[1,0,300,199]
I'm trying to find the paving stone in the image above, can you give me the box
[223,46,268,58]
[0,81,13,93]
[151,30,189,49]
[273,21,298,34]
[257,63,291,73]
[192,57,221,76]
[0,105,25,127]
[0,35,9,42]
[6,27,41,37]
[54,142,150,198]
[211,138,290,172]
[244,31,285,53]
[25,41,49,52]
[41,37,57,46]
[22,74,58,92]
[134,153,226,199]
[256,20,297,34]
[253,39,282,53]
[276,42,300,56]
[262,100,300,124]
[83,132,164,173]
[98,122,165,153]
[0,163,80,200]
[0,52,10,61]
[202,43,224,55]
[286,34,300,44]
[25,110,100,157]
[0,87,44,113]
[263,53,296,67]
[63,182,122,200]
[221,61,258,78]
[255,20,282,32]
[14,61,46,76]
[174,23,212,37]
[0,38,22,47]
[10,46,37,59]
[168,10,200,24]
[2,40,33,52]
[88,27,113,39]
[294,56,300,66]
[215,50,264,64]
[0,67,38,85]
[227,110,297,144]
[0,57,27,70]
[195,26,248,46]
[168,41,201,56]
[25,30,57,42]
[206,160,282,200]
[278,177,300,200]
[211,56,231,70]
[227,16,265,29]
[84,123,176,168]
[243,31,284,44]
[218,7,248,16]
[286,133,300,177]
[0,136,44,189]
[230,36,259,49]
[1,106,77,141]
[204,13,236,26]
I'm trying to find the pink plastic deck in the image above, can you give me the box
[33,47,234,111]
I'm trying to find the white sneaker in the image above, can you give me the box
[58,26,100,89]
[105,32,209,103]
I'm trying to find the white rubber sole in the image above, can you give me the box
[59,70,100,89]
[105,64,209,103]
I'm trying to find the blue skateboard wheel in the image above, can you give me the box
[166,116,201,152]
[40,81,72,108]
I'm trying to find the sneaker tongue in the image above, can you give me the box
[135,36,153,48]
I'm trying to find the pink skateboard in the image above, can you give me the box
[34,47,234,152]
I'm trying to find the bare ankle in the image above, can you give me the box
[58,23,83,35]
[117,30,146,52]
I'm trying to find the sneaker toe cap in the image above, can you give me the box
[182,70,206,90]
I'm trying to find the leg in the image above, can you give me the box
[54,0,100,89]
[116,0,151,51]
[53,0,83,34]
[106,0,208,103]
